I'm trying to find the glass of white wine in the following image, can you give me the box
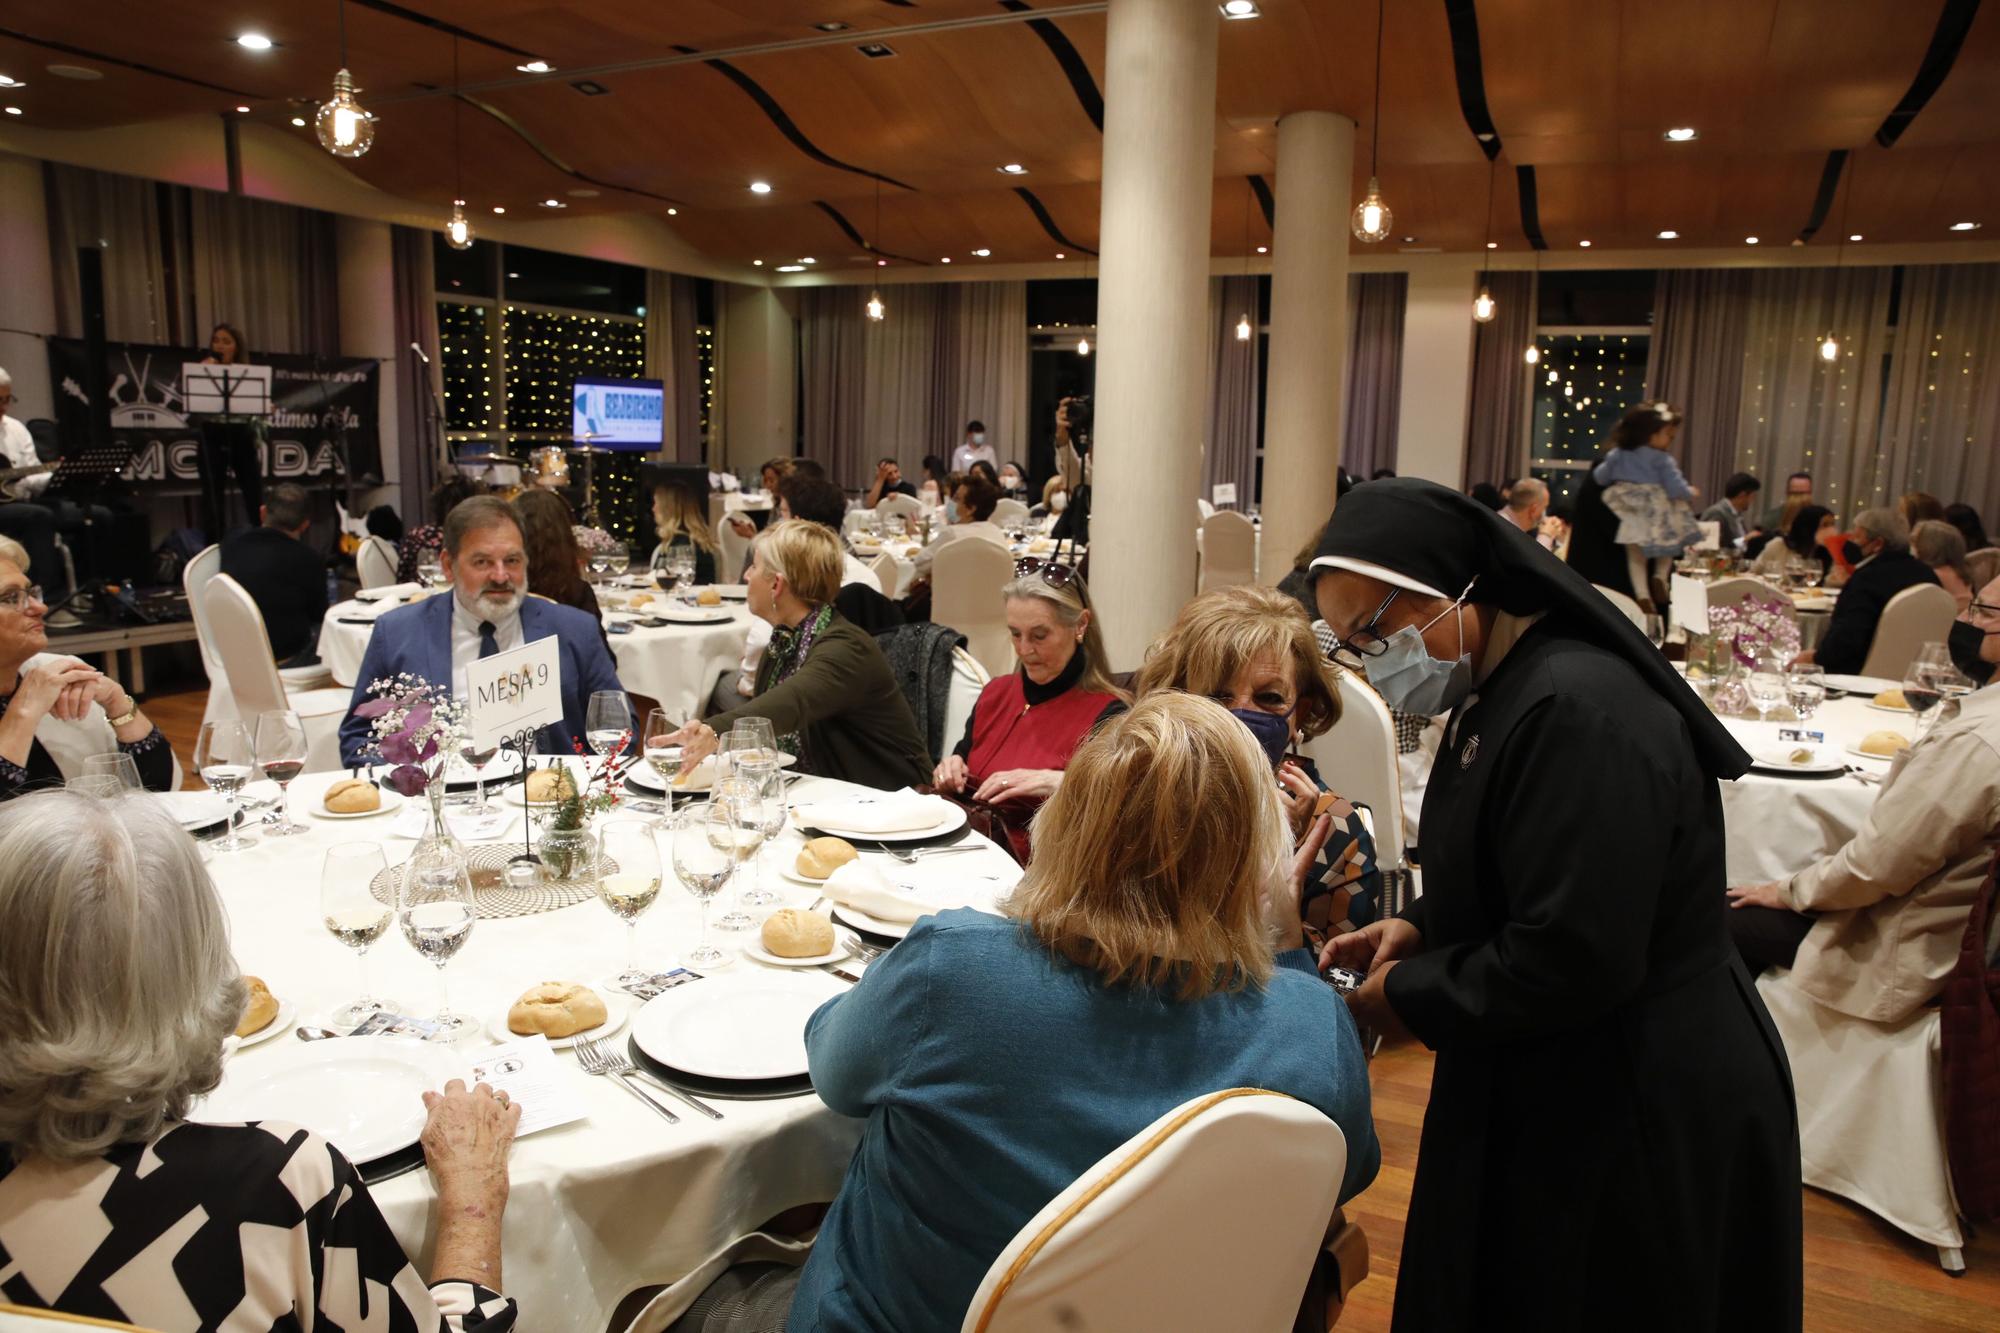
[194,720,258,853]
[397,843,477,1039]
[639,708,683,822]
[321,843,401,1026]
[708,777,766,932]
[594,821,659,989]
[674,802,734,969]
[417,556,444,589]
[586,690,635,784]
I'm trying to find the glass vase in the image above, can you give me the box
[538,824,596,883]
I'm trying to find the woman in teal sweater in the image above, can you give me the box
[772,693,1379,1331]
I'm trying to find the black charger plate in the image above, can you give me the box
[627,1035,816,1101]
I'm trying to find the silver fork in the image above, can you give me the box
[573,1036,679,1124]
[881,843,982,864]
[580,1036,724,1121]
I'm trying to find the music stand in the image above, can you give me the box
[43,439,138,620]
[183,363,273,538]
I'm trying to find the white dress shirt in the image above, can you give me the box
[0,416,51,499]
[450,591,524,680]
[950,441,997,474]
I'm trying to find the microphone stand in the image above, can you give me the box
[411,342,450,483]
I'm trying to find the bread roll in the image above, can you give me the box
[762,909,836,958]
[1873,688,1909,710]
[795,835,858,880]
[236,976,278,1037]
[1858,730,1911,758]
[323,779,381,814]
[525,768,577,803]
[507,982,608,1038]
[697,587,723,606]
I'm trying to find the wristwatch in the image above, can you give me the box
[106,696,140,728]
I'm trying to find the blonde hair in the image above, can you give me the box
[652,482,718,554]
[1041,475,1067,505]
[1132,585,1343,741]
[0,536,27,572]
[1001,567,1124,700]
[759,456,796,488]
[1009,693,1289,999]
[754,518,842,605]
[0,790,245,1161]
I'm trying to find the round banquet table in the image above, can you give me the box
[1710,691,1910,883]
[320,592,756,726]
[201,761,1021,1333]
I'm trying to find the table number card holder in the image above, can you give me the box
[462,635,566,868]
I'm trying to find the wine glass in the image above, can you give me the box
[396,841,477,1039]
[708,778,766,932]
[639,708,683,822]
[746,767,787,909]
[585,690,634,782]
[1642,613,1665,650]
[594,820,660,989]
[320,843,401,1025]
[459,734,500,817]
[673,802,734,969]
[1904,647,1953,741]
[254,710,308,836]
[605,544,631,579]
[78,752,142,790]
[1746,656,1787,725]
[417,556,444,589]
[1785,665,1827,722]
[194,720,258,852]
[670,546,696,592]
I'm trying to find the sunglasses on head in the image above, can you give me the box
[1014,556,1079,589]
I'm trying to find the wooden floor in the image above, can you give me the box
[146,685,2000,1329]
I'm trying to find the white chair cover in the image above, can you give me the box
[1197,511,1256,593]
[718,519,756,584]
[877,491,924,523]
[1706,575,1790,610]
[356,534,399,589]
[1305,671,1405,872]
[203,575,351,773]
[869,551,903,599]
[1859,583,1958,679]
[183,543,236,733]
[842,509,873,538]
[1755,970,1965,1266]
[1197,497,1216,520]
[932,538,1015,677]
[990,498,1030,528]
[961,1089,1349,1333]
[941,647,992,762]
[1592,582,1649,631]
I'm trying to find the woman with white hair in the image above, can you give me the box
[0,537,176,796]
[0,789,523,1328]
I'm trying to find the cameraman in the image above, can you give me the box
[1052,396,1092,545]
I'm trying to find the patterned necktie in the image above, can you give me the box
[478,620,499,659]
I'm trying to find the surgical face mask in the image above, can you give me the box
[1842,539,1867,566]
[1001,469,1021,489]
[945,500,960,522]
[1230,707,1293,769]
[1366,589,1475,716]
[972,432,986,445]
[1948,618,1999,684]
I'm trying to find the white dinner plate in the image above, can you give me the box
[831,901,915,940]
[1866,700,1914,714]
[631,971,843,1080]
[654,606,738,625]
[1845,742,1908,763]
[197,1037,459,1164]
[707,584,750,600]
[1822,674,1901,695]
[161,791,232,830]
[742,934,853,969]
[1749,747,1848,776]
[780,862,833,887]
[483,993,628,1051]
[314,788,406,820]
[627,751,797,793]
[234,998,296,1049]
[803,804,968,845]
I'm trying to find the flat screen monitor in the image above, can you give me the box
[572,376,665,449]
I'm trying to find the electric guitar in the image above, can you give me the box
[0,462,55,502]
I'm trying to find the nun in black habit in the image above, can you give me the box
[1312,479,1801,1332]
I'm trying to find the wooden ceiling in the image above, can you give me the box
[4,0,1999,270]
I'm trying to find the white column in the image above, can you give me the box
[335,216,401,507]
[1261,111,1355,579]
[722,284,796,476]
[0,154,59,420]
[1090,0,1220,665]
[1393,262,1480,484]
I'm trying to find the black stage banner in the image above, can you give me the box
[46,337,382,484]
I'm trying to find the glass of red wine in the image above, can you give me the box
[254,710,309,836]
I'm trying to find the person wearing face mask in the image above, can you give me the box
[1132,585,1382,935]
[1790,508,1940,674]
[1312,479,1801,1333]
[1032,475,1069,522]
[996,460,1028,501]
[950,420,996,475]
[337,496,630,766]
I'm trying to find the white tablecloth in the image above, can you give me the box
[204,764,1020,1333]
[1715,694,1907,883]
[850,534,1080,601]
[319,594,756,726]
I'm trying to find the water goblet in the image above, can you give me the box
[673,803,734,969]
[1746,656,1787,725]
[1784,665,1826,722]
[396,841,477,1038]
[195,720,259,852]
[321,843,402,1025]
[707,777,766,932]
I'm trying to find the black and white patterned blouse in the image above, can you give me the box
[0,1120,517,1332]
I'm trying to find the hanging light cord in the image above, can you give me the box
[451,37,462,203]
[1479,157,1496,280]
[338,0,349,66]
[1369,0,1384,173]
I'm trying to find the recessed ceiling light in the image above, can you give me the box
[1664,127,1698,142]
[236,34,273,51]
[1255,245,1267,253]
[235,105,250,113]
[1578,239,1592,247]
[492,206,506,214]
[1745,236,1759,245]
[877,258,888,267]
[2,107,20,116]
[940,257,952,264]
[290,116,306,127]
[813,21,851,32]
[775,264,806,272]
[516,60,553,74]
[1055,252,1066,259]
[1848,233,1863,242]
[0,75,21,89]
[972,248,991,257]
[667,206,678,216]
[800,257,816,264]
[749,181,772,194]
[856,43,897,58]
[506,272,520,279]
[540,198,565,208]
[1950,221,1981,231]
[570,80,609,95]
[1401,235,1417,243]
[1486,241,1498,249]
[752,260,763,266]
[1657,230,1679,240]
[1220,1,1262,17]
[998,163,1028,175]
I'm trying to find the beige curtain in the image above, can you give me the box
[188,189,337,356]
[644,270,706,463]
[1644,269,1750,497]
[798,287,867,483]
[860,284,950,486]
[1878,263,2000,524]
[1463,271,1535,488]
[1343,272,1406,479]
[952,281,1029,475]
[1204,275,1259,506]
[44,163,178,345]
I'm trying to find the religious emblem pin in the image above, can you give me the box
[1460,734,1480,769]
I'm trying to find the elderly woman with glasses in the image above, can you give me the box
[0,538,174,797]
[931,558,1126,828]
[0,789,523,1328]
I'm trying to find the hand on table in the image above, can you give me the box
[421,1079,520,1204]
[932,754,969,794]
[971,767,1060,805]
[1725,881,1788,911]
[1277,760,1319,839]
[1319,916,1422,975]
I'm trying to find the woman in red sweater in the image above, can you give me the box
[932,558,1126,813]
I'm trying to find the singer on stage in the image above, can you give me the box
[195,322,263,542]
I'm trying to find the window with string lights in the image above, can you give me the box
[1525,271,1655,505]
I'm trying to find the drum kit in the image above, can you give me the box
[452,435,611,524]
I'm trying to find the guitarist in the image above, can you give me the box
[0,368,64,599]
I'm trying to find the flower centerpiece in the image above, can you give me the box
[536,737,635,879]
[354,674,467,799]
[1703,593,1802,670]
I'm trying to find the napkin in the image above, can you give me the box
[793,789,955,835]
[355,581,422,603]
[823,859,984,924]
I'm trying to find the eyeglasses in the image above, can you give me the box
[0,585,44,613]
[1327,588,1400,669]
[1014,556,1079,590]
[1970,600,2000,619]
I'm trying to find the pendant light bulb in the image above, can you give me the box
[1473,287,1497,323]
[865,291,885,322]
[1819,334,1840,363]
[1524,343,1540,366]
[1076,336,1091,357]
[1235,312,1253,342]
[1351,178,1393,243]
[315,68,374,157]
[443,200,474,250]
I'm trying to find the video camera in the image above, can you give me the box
[1061,394,1093,453]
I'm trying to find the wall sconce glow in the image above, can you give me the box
[1663,127,1698,142]
[866,292,885,322]
[749,181,772,195]
[1819,335,1840,363]
[1076,336,1091,357]
[1235,313,1253,342]
[236,34,274,51]
[1950,221,1981,232]
[1351,178,1392,243]
[1657,230,1679,240]
[1255,245,1268,254]
[515,60,553,73]
[315,69,374,157]
[444,201,473,251]
[1524,344,1541,366]
[1472,287,1497,323]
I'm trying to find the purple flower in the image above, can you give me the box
[354,696,397,720]
[380,730,422,767]
[384,764,430,797]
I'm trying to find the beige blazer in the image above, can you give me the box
[1779,684,2000,1023]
